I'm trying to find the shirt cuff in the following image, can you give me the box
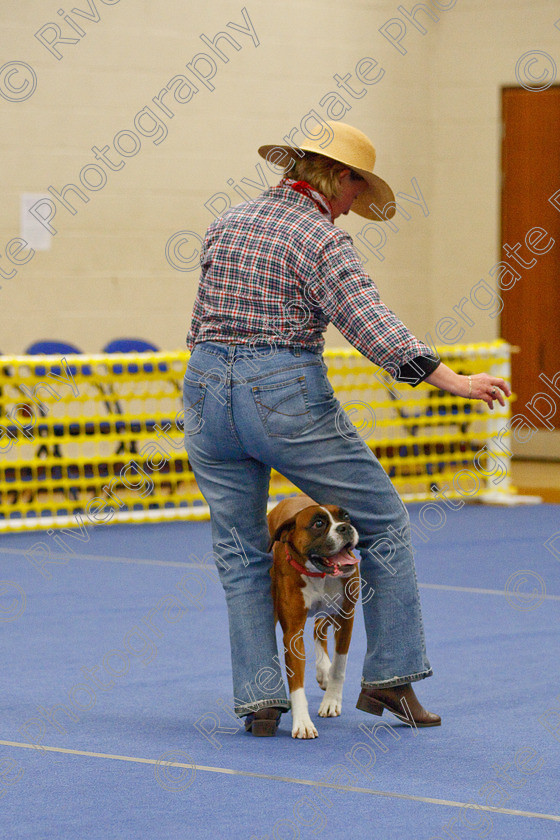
[393,355,440,387]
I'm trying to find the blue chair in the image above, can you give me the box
[25,341,82,353]
[22,341,89,502]
[103,338,159,353]
[102,338,166,375]
[101,339,185,500]
[102,338,164,456]
[25,340,91,378]
[25,341,87,460]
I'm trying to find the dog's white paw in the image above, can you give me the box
[318,693,342,717]
[292,714,318,739]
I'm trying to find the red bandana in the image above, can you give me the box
[281,177,333,223]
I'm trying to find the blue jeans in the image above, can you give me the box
[183,341,432,717]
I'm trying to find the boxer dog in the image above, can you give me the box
[268,494,360,739]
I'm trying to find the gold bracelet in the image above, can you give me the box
[468,375,472,399]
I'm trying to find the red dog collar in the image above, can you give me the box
[286,551,326,578]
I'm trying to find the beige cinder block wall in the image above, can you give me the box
[0,0,558,359]
[426,0,560,461]
[427,0,560,350]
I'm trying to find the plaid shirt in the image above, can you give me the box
[187,183,439,378]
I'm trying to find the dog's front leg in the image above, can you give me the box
[318,611,355,718]
[282,618,318,739]
[313,615,332,690]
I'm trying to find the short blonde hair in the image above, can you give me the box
[282,151,363,200]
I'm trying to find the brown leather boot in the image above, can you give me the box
[356,683,441,727]
[244,707,282,736]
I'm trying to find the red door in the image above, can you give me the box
[500,86,560,431]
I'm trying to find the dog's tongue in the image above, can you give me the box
[326,549,358,575]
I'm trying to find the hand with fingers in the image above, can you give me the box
[465,373,511,409]
[425,363,512,410]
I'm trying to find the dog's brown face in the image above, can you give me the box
[274,504,359,577]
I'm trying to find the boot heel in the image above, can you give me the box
[356,692,384,716]
[244,708,282,736]
[251,718,279,737]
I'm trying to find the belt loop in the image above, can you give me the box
[293,346,301,357]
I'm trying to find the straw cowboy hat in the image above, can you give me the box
[258,120,396,220]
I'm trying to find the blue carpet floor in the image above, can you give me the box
[1,503,559,839]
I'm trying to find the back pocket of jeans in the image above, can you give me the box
[252,376,314,438]
[182,377,206,436]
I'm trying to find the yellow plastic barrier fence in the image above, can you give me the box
[0,341,512,532]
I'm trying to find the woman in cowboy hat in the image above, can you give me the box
[183,121,510,737]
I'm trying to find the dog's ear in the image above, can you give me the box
[268,517,297,552]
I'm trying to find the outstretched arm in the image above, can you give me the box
[425,362,511,410]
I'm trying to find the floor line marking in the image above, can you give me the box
[419,583,560,601]
[0,547,197,568]
[1,548,559,600]
[1,740,558,822]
